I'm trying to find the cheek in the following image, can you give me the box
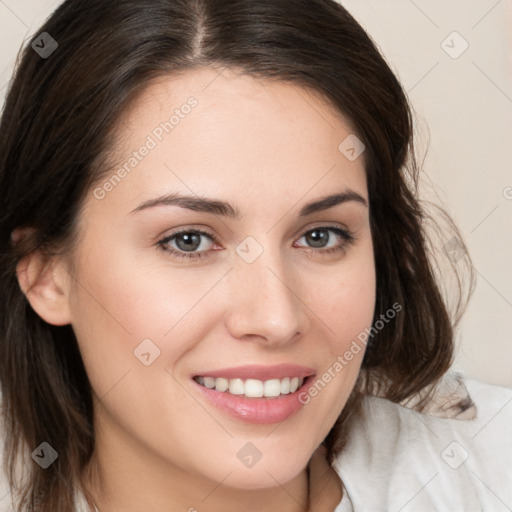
[67,239,234,403]
[70,243,203,339]
[305,239,377,355]
[296,243,376,432]
[67,246,172,394]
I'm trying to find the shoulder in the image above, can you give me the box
[332,375,512,512]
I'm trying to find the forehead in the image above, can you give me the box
[97,67,368,214]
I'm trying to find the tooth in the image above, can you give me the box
[264,379,281,397]
[203,376,216,389]
[215,377,229,392]
[280,377,291,394]
[229,378,245,395]
[202,376,306,396]
[245,379,264,397]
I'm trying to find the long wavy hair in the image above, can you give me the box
[0,0,474,510]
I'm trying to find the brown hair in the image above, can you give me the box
[0,0,475,510]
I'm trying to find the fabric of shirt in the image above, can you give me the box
[0,375,510,511]
[332,376,512,512]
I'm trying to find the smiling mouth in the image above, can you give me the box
[193,375,310,399]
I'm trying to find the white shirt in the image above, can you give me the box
[332,376,512,511]
[1,375,510,511]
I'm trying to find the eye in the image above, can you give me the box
[157,225,356,261]
[157,228,217,260]
[294,226,355,257]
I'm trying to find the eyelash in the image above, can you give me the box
[157,225,356,261]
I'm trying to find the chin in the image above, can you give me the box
[197,441,311,491]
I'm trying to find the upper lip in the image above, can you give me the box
[194,364,316,381]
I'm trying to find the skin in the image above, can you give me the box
[16,67,376,511]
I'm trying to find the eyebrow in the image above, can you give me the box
[129,189,368,218]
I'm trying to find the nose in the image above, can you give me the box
[224,246,310,348]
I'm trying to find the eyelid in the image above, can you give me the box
[157,225,219,244]
[159,221,350,242]
[156,223,356,261]
[157,226,219,251]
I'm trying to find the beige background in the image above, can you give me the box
[1,0,511,386]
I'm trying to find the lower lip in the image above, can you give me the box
[192,377,314,424]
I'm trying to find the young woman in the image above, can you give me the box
[0,1,510,511]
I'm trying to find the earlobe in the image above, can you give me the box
[15,251,73,326]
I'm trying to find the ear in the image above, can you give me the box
[13,230,72,326]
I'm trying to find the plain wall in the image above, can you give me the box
[1,0,511,386]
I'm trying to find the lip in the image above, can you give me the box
[193,364,316,381]
[191,365,316,424]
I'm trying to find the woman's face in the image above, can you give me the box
[62,67,375,494]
